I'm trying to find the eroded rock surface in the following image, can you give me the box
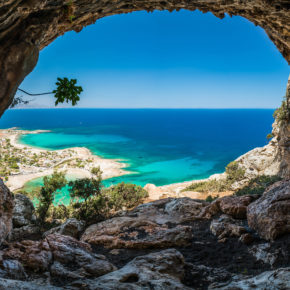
[211,267,290,290]
[81,216,192,249]
[200,195,256,220]
[81,198,209,248]
[43,218,85,239]
[247,180,290,240]
[71,249,190,290]
[11,193,39,241]
[0,180,13,245]
[2,234,115,282]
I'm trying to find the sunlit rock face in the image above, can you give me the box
[0,0,290,115]
[0,180,13,245]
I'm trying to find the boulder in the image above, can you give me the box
[70,249,191,290]
[43,218,85,239]
[0,255,27,280]
[200,195,256,220]
[0,278,61,289]
[210,215,247,242]
[0,180,13,245]
[3,234,115,280]
[81,216,192,249]
[210,267,290,289]
[247,180,290,240]
[13,194,36,227]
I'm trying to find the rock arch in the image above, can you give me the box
[0,0,289,115]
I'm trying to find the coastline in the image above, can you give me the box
[1,128,234,201]
[0,128,130,192]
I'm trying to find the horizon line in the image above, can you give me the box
[9,107,277,110]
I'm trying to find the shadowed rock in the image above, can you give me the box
[247,180,290,240]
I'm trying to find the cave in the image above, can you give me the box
[0,1,289,288]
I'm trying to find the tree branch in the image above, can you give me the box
[17,88,53,96]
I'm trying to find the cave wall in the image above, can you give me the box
[0,0,289,115]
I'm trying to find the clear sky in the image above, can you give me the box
[19,10,289,109]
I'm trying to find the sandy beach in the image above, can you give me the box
[0,128,130,191]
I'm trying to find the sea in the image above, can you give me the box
[0,109,274,204]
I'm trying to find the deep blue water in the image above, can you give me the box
[0,109,274,187]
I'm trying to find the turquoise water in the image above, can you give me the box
[0,109,274,204]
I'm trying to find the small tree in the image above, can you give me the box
[105,182,148,210]
[11,77,83,108]
[37,171,67,224]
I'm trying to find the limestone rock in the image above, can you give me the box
[200,195,256,219]
[43,218,85,239]
[71,249,191,290]
[0,180,13,245]
[210,267,290,290]
[210,215,247,241]
[3,234,115,280]
[247,180,290,240]
[0,256,27,280]
[249,243,281,267]
[81,216,192,249]
[13,194,36,228]
[0,278,61,290]
[10,224,40,241]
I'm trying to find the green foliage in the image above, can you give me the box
[53,77,83,106]
[182,179,227,193]
[205,194,219,202]
[69,177,102,203]
[235,175,281,196]
[91,166,102,176]
[225,161,245,182]
[37,171,67,224]
[182,161,245,194]
[273,97,289,124]
[105,182,149,211]
[266,133,274,140]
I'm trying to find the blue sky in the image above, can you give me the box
[19,10,289,108]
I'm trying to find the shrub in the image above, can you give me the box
[273,97,289,124]
[91,166,102,176]
[205,194,219,202]
[105,182,148,210]
[225,161,245,182]
[266,133,274,140]
[235,175,281,196]
[182,161,245,194]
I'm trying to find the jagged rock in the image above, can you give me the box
[247,180,290,240]
[248,241,290,268]
[3,234,115,280]
[81,216,192,249]
[185,263,232,287]
[200,195,256,219]
[0,278,61,289]
[10,224,40,241]
[13,194,36,228]
[3,239,52,272]
[164,197,208,222]
[46,234,116,278]
[0,180,13,245]
[0,254,27,280]
[239,233,254,245]
[210,215,247,241]
[43,218,85,239]
[210,267,290,289]
[70,249,191,290]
